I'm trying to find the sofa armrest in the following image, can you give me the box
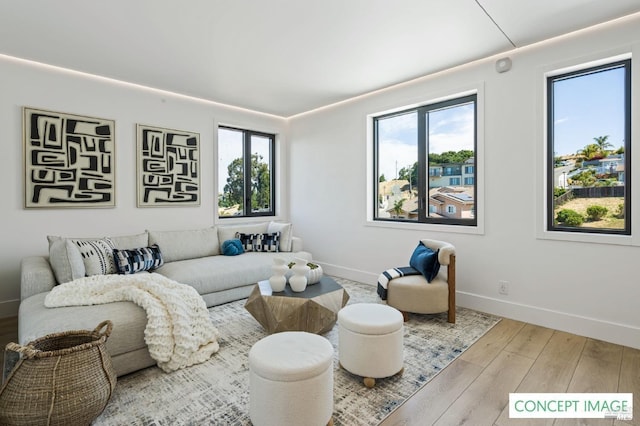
[21,256,56,300]
[291,236,303,252]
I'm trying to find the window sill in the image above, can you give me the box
[366,219,484,235]
[536,229,635,246]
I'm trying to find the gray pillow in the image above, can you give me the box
[48,238,85,284]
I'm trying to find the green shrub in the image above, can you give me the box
[586,205,608,221]
[554,187,567,197]
[616,203,625,218]
[556,209,584,226]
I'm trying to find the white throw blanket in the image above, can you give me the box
[44,273,219,373]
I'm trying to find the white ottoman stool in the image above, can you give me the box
[337,303,404,388]
[249,331,334,426]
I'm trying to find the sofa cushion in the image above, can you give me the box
[19,292,149,358]
[148,227,220,262]
[267,222,293,252]
[113,244,164,274]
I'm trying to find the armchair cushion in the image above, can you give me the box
[409,242,440,282]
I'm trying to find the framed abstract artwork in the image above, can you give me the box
[136,124,200,207]
[23,107,115,208]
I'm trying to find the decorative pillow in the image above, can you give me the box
[48,238,85,284]
[221,239,244,256]
[236,232,256,252]
[254,232,280,252]
[113,244,164,274]
[267,222,293,252]
[235,232,281,252]
[71,238,117,276]
[409,242,440,282]
[218,223,269,252]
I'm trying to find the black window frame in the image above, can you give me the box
[218,126,276,218]
[373,94,478,226]
[546,59,631,235]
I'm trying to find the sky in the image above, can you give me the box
[218,128,271,193]
[377,103,475,181]
[552,64,626,157]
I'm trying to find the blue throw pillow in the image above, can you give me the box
[222,239,244,256]
[409,242,440,282]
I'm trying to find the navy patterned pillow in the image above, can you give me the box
[254,232,280,252]
[235,232,280,252]
[235,232,256,252]
[113,244,164,275]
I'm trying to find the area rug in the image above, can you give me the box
[94,278,500,425]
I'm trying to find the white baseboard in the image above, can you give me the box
[0,299,19,319]
[457,292,640,350]
[322,262,640,350]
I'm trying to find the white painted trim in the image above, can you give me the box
[534,44,639,246]
[457,291,640,350]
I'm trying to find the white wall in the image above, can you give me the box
[0,55,287,316]
[288,15,640,349]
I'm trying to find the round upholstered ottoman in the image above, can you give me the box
[249,331,334,426]
[337,303,404,388]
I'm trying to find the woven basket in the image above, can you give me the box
[0,320,117,426]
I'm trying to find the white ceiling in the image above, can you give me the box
[1,1,640,117]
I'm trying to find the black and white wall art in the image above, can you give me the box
[136,124,200,207]
[23,107,115,208]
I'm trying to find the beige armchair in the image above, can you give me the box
[386,239,456,323]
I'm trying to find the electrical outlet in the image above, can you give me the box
[499,280,509,295]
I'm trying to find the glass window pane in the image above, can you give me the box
[218,128,244,217]
[250,135,272,214]
[550,63,628,233]
[376,112,418,220]
[426,102,475,220]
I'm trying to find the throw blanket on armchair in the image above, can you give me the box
[44,273,219,373]
[377,266,421,300]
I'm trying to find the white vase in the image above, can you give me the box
[269,257,287,292]
[289,258,310,292]
[307,264,323,285]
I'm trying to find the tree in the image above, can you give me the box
[429,150,474,164]
[392,198,405,217]
[593,135,612,153]
[221,153,270,212]
[577,143,599,160]
[379,174,386,183]
[398,163,417,189]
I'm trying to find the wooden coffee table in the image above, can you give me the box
[244,276,350,334]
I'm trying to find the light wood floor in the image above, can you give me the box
[1,316,638,425]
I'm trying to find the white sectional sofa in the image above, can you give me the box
[18,221,312,376]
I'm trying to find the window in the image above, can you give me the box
[218,126,275,218]
[374,94,477,226]
[547,59,631,235]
